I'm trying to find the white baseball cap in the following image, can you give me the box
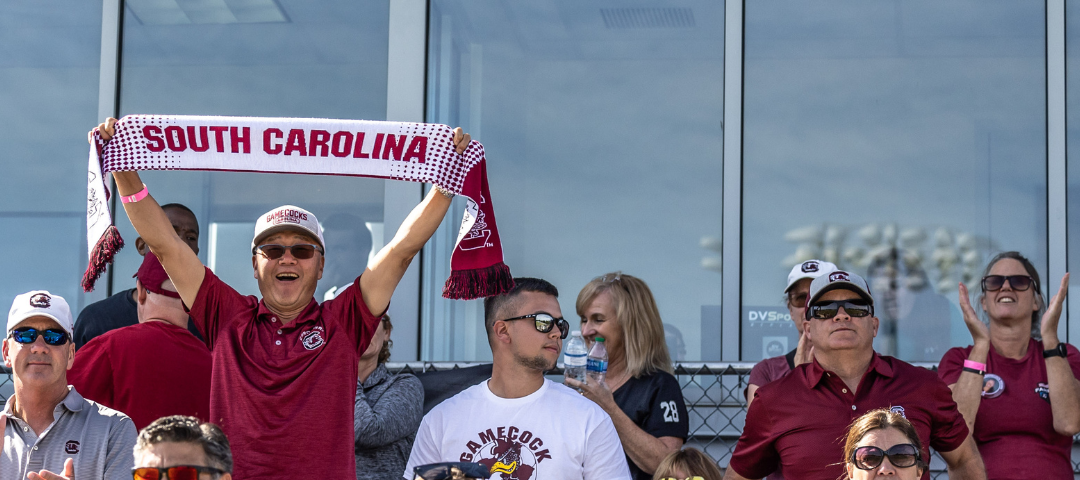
[785,259,839,292]
[7,290,74,336]
[251,205,325,253]
[806,270,875,312]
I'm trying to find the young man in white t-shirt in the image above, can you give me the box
[404,278,632,480]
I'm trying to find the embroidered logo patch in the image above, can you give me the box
[801,261,819,273]
[300,327,325,350]
[829,271,850,282]
[29,293,51,309]
[890,406,906,418]
[65,440,79,454]
[1036,382,1050,403]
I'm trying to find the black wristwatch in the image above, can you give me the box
[1043,343,1067,359]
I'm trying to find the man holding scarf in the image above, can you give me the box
[96,117,471,479]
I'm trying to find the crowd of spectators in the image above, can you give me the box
[0,118,1076,480]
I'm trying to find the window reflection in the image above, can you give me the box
[421,0,724,361]
[0,1,102,312]
[113,0,391,299]
[742,0,1047,362]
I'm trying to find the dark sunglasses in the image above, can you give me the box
[808,300,873,320]
[981,274,1034,292]
[851,444,920,470]
[9,327,69,346]
[133,465,226,480]
[253,243,323,260]
[501,313,569,339]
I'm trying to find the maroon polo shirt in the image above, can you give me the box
[69,320,212,431]
[189,268,381,480]
[730,353,968,480]
[939,340,1080,479]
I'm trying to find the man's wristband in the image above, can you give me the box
[120,184,149,204]
[962,366,985,376]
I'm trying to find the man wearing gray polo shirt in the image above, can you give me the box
[1,290,137,480]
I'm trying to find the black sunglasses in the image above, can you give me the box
[501,313,569,339]
[851,444,920,470]
[981,274,1034,292]
[133,465,226,480]
[253,243,323,260]
[807,300,873,320]
[9,327,69,346]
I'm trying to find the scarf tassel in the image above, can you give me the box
[81,225,125,292]
[443,262,515,300]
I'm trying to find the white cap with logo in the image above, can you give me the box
[7,290,74,336]
[251,205,325,253]
[785,259,839,292]
[806,270,875,310]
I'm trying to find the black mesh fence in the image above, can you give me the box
[0,362,1076,477]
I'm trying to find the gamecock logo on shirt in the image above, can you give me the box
[460,426,552,480]
[65,440,79,454]
[300,327,325,350]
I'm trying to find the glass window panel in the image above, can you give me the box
[0,2,101,312]
[1069,3,1080,335]
[742,1,1046,362]
[115,0,390,301]
[421,0,724,361]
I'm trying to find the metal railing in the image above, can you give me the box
[0,362,1076,477]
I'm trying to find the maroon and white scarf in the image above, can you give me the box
[85,115,513,300]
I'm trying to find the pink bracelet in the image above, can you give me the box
[963,360,987,371]
[120,184,149,204]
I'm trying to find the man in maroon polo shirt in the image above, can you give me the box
[69,251,211,431]
[724,270,986,480]
[97,118,472,479]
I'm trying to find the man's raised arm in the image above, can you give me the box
[98,118,206,307]
[359,127,470,316]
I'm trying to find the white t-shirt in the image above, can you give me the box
[403,378,631,480]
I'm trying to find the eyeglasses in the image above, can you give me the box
[9,327,69,346]
[501,313,569,339]
[132,465,226,480]
[808,300,873,320]
[981,274,1034,292]
[660,477,704,480]
[598,273,622,283]
[851,444,920,470]
[787,292,808,309]
[252,243,323,260]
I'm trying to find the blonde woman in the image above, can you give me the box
[653,448,724,480]
[566,272,689,480]
[841,409,927,480]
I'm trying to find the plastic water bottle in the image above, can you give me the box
[563,332,588,386]
[586,336,608,385]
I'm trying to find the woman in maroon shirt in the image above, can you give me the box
[939,251,1080,479]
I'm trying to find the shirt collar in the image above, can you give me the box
[360,364,390,389]
[3,386,84,420]
[803,351,893,387]
[256,298,320,325]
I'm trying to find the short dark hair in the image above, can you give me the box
[135,416,232,473]
[484,277,559,338]
[160,203,197,219]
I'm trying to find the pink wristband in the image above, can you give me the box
[120,184,149,204]
[964,360,987,371]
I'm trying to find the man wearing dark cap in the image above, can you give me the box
[68,252,212,431]
[98,118,472,479]
[74,202,202,349]
[724,270,987,480]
